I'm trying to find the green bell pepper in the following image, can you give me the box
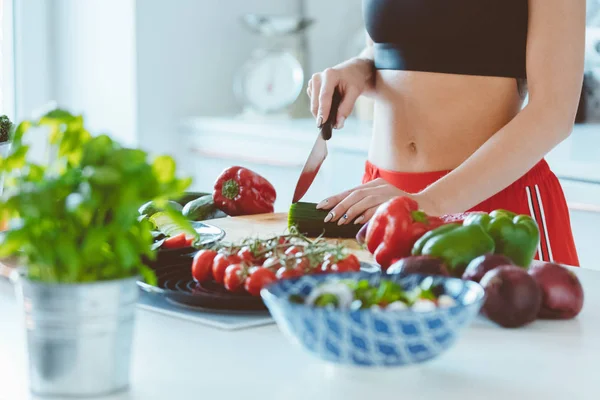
[463,210,540,268]
[412,223,496,276]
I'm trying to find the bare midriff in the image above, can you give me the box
[368,70,526,173]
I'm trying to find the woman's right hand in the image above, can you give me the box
[307,57,374,130]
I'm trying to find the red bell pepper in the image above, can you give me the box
[213,166,276,216]
[365,196,444,270]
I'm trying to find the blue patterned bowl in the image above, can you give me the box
[261,272,485,367]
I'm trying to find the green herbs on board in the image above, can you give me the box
[0,109,194,284]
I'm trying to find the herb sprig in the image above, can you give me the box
[0,109,193,284]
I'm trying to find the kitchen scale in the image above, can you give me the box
[234,14,313,118]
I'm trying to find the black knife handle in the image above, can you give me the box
[321,88,343,141]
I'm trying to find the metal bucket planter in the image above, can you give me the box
[13,273,139,398]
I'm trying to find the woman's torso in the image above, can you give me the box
[363,0,529,172]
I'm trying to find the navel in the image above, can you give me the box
[408,142,418,153]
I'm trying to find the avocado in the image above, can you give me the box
[182,195,217,221]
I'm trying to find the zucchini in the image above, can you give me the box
[175,191,211,206]
[288,202,364,238]
[139,200,182,217]
[182,195,217,221]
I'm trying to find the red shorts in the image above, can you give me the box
[363,159,580,267]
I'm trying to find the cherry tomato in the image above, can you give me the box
[191,249,218,282]
[212,253,241,284]
[244,267,277,296]
[162,233,187,249]
[335,254,361,272]
[284,246,303,256]
[237,246,255,263]
[276,266,303,280]
[278,236,291,245]
[320,259,335,274]
[185,236,196,247]
[224,264,246,292]
[294,254,310,273]
[262,256,282,271]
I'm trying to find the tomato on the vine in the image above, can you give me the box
[224,264,246,292]
[335,254,361,272]
[293,253,311,273]
[262,257,282,271]
[244,267,277,296]
[237,246,254,263]
[191,249,218,282]
[284,246,303,256]
[212,253,241,284]
[320,258,334,274]
[276,266,303,280]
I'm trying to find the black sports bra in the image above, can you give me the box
[363,0,529,78]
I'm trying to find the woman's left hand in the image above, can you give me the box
[316,178,435,225]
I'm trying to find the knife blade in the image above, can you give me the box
[292,89,343,203]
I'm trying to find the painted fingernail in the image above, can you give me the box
[354,215,364,224]
[324,211,335,223]
[338,214,349,225]
[316,199,328,209]
[317,115,324,128]
[335,116,346,130]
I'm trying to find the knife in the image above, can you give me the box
[292,88,343,203]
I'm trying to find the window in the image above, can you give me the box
[0,0,15,117]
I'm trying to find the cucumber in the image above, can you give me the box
[175,191,211,207]
[149,212,197,238]
[288,202,365,238]
[182,195,217,221]
[139,200,183,217]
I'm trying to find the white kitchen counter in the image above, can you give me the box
[1,266,599,400]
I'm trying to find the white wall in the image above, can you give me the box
[14,0,366,154]
[52,0,137,146]
[13,0,54,121]
[135,0,304,156]
[304,0,364,74]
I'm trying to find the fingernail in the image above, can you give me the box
[317,115,323,128]
[316,199,328,209]
[354,215,364,224]
[336,116,346,130]
[338,214,349,226]
[324,211,335,223]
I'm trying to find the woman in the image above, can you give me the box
[308,0,585,266]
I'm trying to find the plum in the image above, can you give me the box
[386,256,450,277]
[480,265,542,328]
[528,263,584,319]
[462,254,515,283]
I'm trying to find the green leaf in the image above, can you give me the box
[11,121,31,146]
[139,264,157,286]
[0,229,26,258]
[152,156,176,183]
[149,211,197,238]
[1,145,29,172]
[114,236,139,271]
[55,235,81,282]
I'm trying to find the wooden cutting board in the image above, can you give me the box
[207,213,375,263]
